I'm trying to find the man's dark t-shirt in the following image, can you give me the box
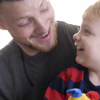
[0,21,78,100]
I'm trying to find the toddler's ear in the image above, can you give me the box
[0,21,7,30]
[86,91,99,100]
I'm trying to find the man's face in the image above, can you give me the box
[0,0,57,54]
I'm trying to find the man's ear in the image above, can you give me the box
[0,21,6,30]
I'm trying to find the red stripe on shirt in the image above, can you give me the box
[57,68,84,83]
[44,87,65,100]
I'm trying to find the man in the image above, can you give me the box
[0,0,78,100]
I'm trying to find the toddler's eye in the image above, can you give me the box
[84,30,90,34]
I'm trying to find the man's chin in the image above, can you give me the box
[31,41,58,53]
[30,24,58,53]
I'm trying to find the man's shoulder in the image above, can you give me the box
[57,21,79,29]
[56,21,79,48]
[0,40,22,62]
[57,21,79,34]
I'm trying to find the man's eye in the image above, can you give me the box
[19,18,33,27]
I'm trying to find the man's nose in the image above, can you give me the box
[73,32,81,41]
[35,18,48,34]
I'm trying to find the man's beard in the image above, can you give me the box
[16,21,58,53]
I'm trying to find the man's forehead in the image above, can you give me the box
[0,0,46,13]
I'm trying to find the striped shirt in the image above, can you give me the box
[44,64,100,100]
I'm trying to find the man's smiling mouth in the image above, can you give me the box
[33,28,51,42]
[35,32,49,39]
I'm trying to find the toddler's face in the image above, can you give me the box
[73,17,100,70]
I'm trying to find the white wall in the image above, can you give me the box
[50,0,96,25]
[0,0,97,49]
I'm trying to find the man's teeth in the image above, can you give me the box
[36,32,49,39]
[42,32,48,37]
